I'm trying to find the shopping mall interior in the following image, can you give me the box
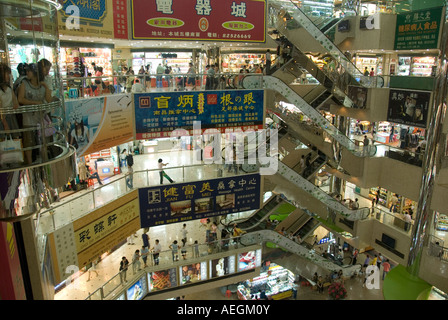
[0,0,448,302]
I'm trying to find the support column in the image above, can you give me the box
[407,19,448,276]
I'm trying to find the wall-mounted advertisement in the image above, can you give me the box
[131,0,266,42]
[179,261,207,285]
[134,90,264,139]
[138,174,261,228]
[347,86,368,109]
[210,256,236,278]
[394,7,443,50]
[149,268,177,292]
[387,89,431,128]
[127,275,148,300]
[65,94,134,157]
[237,250,262,272]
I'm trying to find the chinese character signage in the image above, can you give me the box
[131,0,266,42]
[394,7,443,50]
[134,90,264,139]
[387,89,431,128]
[138,173,262,228]
[65,94,134,157]
[58,0,128,39]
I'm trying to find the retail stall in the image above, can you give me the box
[60,46,113,78]
[237,263,296,300]
[398,56,436,77]
[436,213,448,232]
[355,55,383,75]
[221,53,266,73]
[8,43,55,79]
[84,147,119,179]
[132,52,192,74]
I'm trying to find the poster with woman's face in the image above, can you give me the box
[387,89,431,128]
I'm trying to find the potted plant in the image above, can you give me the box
[328,281,347,300]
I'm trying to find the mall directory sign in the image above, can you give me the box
[131,0,266,42]
[394,7,443,50]
[134,89,264,139]
[138,173,261,227]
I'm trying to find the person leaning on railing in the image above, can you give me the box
[17,63,52,165]
[0,63,20,142]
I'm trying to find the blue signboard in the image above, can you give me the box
[61,0,107,23]
[138,173,261,228]
[134,89,264,139]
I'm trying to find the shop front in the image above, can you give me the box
[397,55,436,77]
[132,51,193,75]
[221,53,267,73]
[237,263,296,300]
[355,55,383,76]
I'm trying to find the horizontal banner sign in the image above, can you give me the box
[134,90,264,139]
[138,173,261,227]
[131,0,266,42]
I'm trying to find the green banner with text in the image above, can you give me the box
[394,7,443,50]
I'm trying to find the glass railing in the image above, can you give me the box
[371,206,414,234]
[36,163,258,236]
[62,72,248,100]
[82,235,259,300]
[0,100,71,169]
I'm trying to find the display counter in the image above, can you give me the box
[237,264,295,300]
[376,132,390,144]
[143,140,158,153]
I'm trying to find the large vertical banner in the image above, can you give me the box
[58,0,129,39]
[387,89,431,128]
[139,173,262,228]
[0,222,26,300]
[65,94,134,157]
[394,7,443,50]
[131,0,266,42]
[134,90,264,139]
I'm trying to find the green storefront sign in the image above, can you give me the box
[394,7,444,50]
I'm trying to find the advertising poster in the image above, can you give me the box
[238,251,256,271]
[126,275,148,300]
[138,173,261,228]
[131,0,266,42]
[65,94,134,157]
[394,7,443,50]
[58,0,128,39]
[134,90,264,139]
[179,261,207,285]
[347,86,368,109]
[149,268,177,292]
[387,89,431,128]
[210,256,235,278]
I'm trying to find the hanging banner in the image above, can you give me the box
[394,7,443,50]
[47,192,140,283]
[58,0,129,39]
[130,0,266,42]
[138,173,262,228]
[65,94,134,157]
[387,89,431,128]
[134,89,264,139]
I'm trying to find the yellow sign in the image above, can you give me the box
[222,21,255,31]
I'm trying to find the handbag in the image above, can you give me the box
[0,135,24,164]
[38,113,56,138]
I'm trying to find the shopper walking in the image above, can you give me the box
[87,257,99,281]
[142,231,150,249]
[132,249,141,274]
[181,223,188,244]
[265,49,272,75]
[158,158,174,184]
[119,256,129,284]
[153,239,161,265]
[170,240,179,261]
[352,248,359,265]
[382,259,391,280]
[193,240,200,258]
[141,246,149,268]
[125,152,134,189]
[377,253,383,269]
[186,62,197,90]
[363,135,370,156]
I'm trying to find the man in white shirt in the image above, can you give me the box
[152,239,161,265]
[131,79,145,93]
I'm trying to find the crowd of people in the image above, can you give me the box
[0,59,56,166]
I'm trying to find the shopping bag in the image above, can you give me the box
[0,135,24,164]
[43,113,56,137]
